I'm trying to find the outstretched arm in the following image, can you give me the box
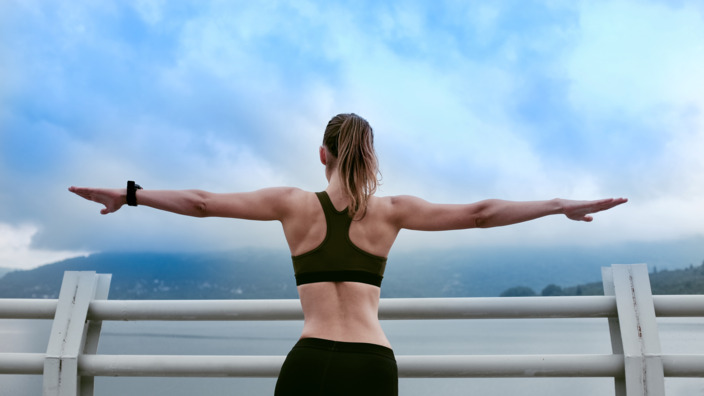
[472,197,628,226]
[389,196,628,231]
[68,186,301,221]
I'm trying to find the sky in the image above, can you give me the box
[1,0,703,270]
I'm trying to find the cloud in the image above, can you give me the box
[562,1,704,198]
[0,0,703,258]
[0,223,91,270]
[567,1,704,118]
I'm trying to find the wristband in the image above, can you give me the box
[127,180,143,206]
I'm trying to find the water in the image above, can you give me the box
[2,318,704,395]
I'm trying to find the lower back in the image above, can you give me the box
[297,282,391,348]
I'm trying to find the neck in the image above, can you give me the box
[325,170,349,207]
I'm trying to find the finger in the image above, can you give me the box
[599,198,627,211]
[593,198,616,208]
[69,187,92,199]
[602,197,627,206]
[69,186,87,194]
[590,198,626,212]
[613,197,628,206]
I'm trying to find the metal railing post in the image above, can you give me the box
[609,264,665,396]
[602,267,627,396]
[43,272,109,396]
[79,274,111,396]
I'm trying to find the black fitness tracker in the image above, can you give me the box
[127,180,143,206]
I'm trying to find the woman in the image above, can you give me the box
[69,113,627,395]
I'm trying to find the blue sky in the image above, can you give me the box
[1,0,703,269]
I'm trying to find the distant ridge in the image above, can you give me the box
[0,268,13,279]
[0,237,702,299]
[0,250,297,299]
[501,261,704,297]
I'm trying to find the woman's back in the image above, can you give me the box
[281,188,400,348]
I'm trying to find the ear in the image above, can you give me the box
[319,146,327,165]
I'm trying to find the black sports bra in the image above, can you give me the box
[291,191,387,287]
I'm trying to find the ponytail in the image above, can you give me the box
[323,113,379,219]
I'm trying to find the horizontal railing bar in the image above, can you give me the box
[2,295,704,321]
[0,353,44,374]
[86,297,619,321]
[77,354,625,378]
[87,299,303,321]
[79,355,284,377]
[379,297,617,319]
[3,353,703,378]
[397,354,625,378]
[653,295,704,317]
[0,299,57,319]
[662,355,704,377]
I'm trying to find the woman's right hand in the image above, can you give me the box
[561,197,628,222]
[69,186,126,215]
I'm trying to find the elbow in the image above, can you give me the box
[474,215,489,228]
[473,210,494,228]
[191,191,210,217]
[471,201,494,228]
[194,201,208,217]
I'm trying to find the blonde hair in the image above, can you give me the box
[323,113,380,219]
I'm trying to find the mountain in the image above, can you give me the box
[382,237,704,297]
[0,250,298,299]
[553,262,704,296]
[0,237,701,299]
[0,268,14,279]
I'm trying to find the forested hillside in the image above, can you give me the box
[1,241,702,299]
[501,261,704,296]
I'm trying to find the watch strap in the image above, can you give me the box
[126,180,143,206]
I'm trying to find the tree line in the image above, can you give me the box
[500,260,704,297]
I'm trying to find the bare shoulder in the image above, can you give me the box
[368,194,428,219]
[381,194,429,211]
[371,194,478,231]
[267,187,320,215]
[367,194,395,211]
[266,186,307,199]
[250,186,308,201]
[257,186,312,208]
[371,194,418,204]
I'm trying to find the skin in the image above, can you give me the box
[69,146,628,348]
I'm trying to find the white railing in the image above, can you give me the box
[1,264,703,396]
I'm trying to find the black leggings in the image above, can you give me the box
[274,338,398,396]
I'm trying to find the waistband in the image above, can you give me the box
[294,337,395,360]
